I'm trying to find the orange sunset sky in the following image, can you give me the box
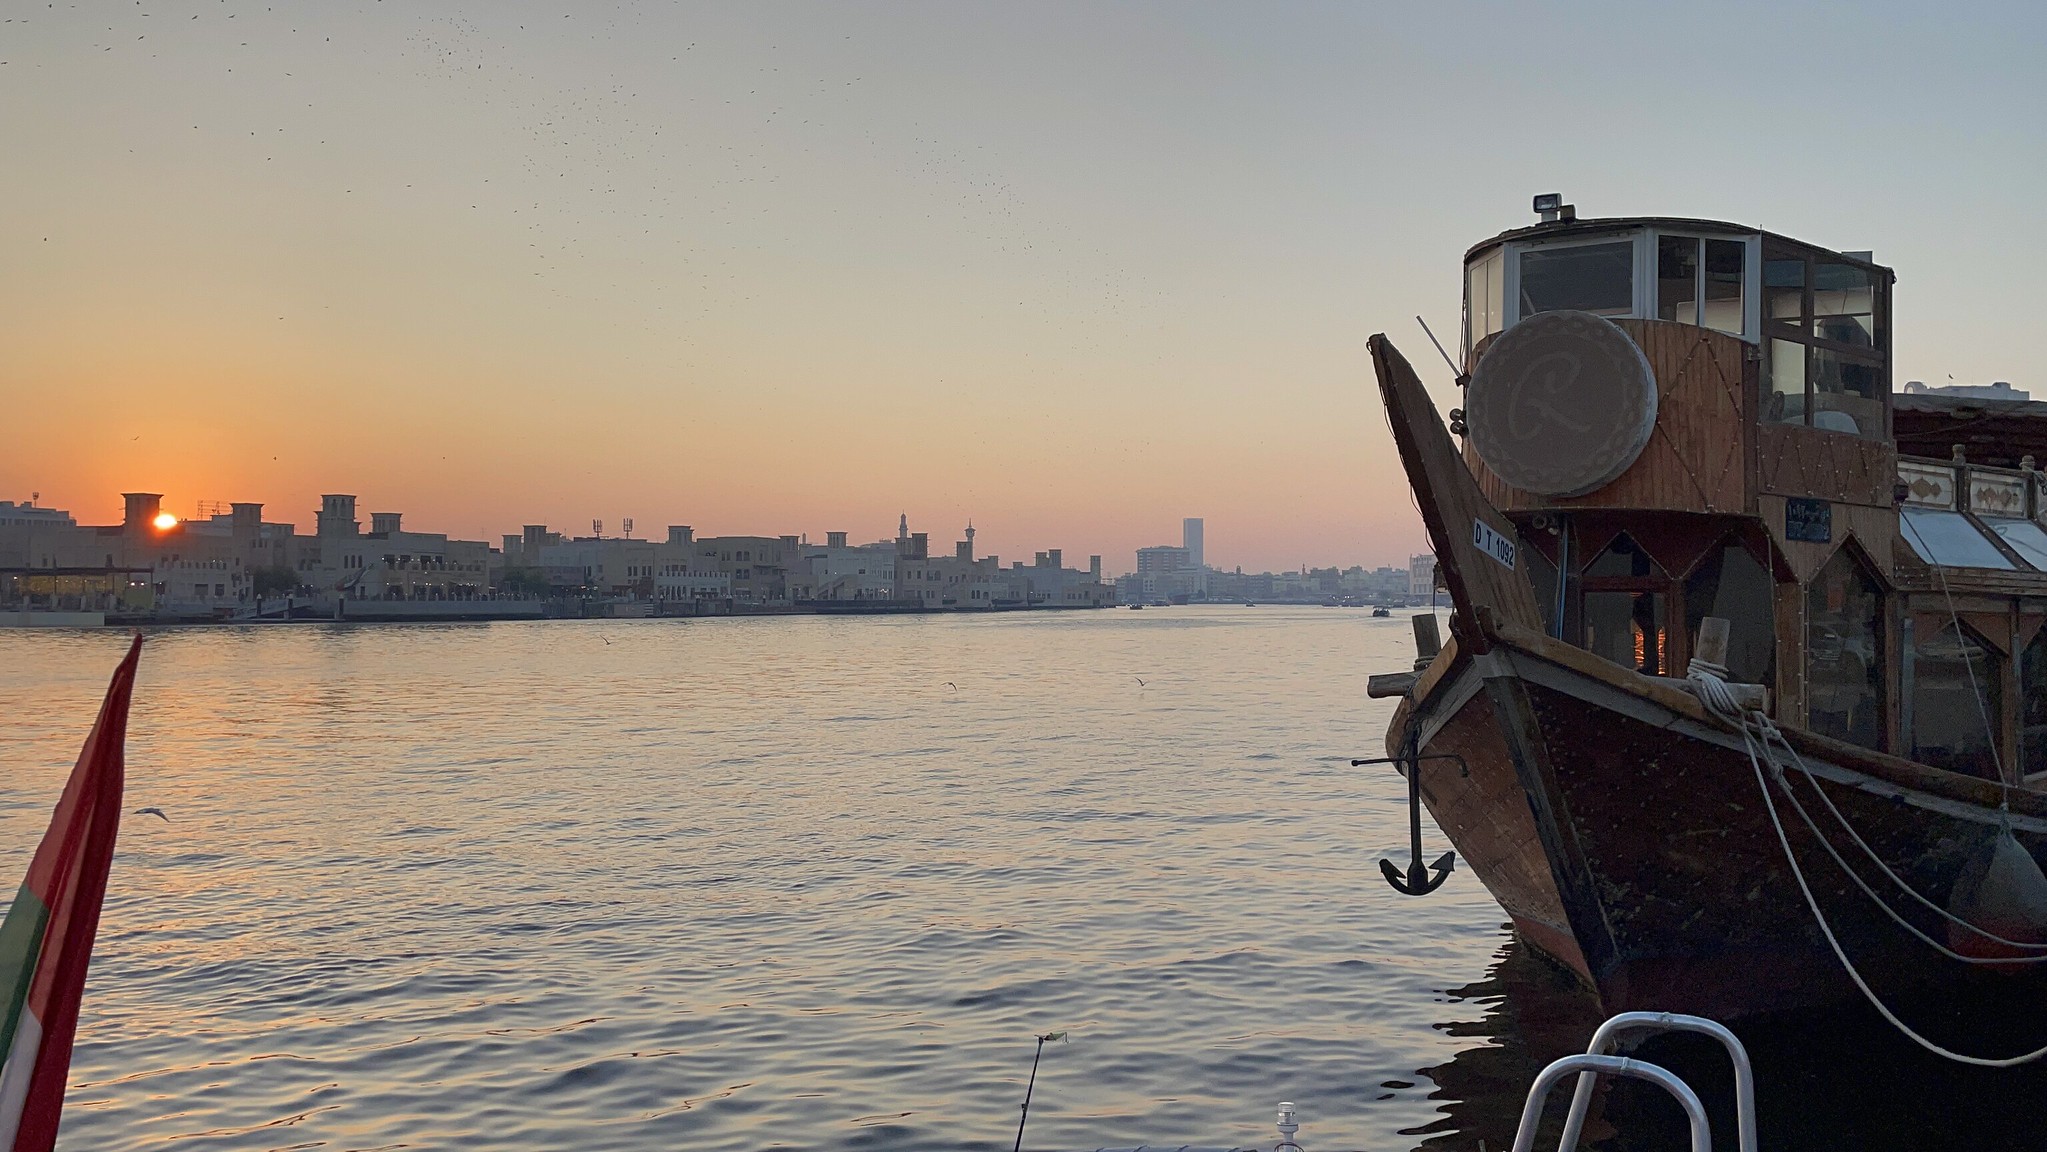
[2,3,2040,571]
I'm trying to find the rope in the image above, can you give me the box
[1763,723,2047,952]
[1685,661,2047,1065]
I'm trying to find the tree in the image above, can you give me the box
[253,565,301,597]
[499,567,552,598]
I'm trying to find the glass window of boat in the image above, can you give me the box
[1909,619,2003,780]
[1703,238,1744,334]
[1518,239,1633,319]
[1656,234,1746,334]
[1581,533,1669,676]
[1465,247,1505,359]
[1585,590,1667,675]
[1805,546,1884,751]
[1986,516,2047,569]
[1809,346,1884,437]
[1683,540,1776,687]
[1764,247,1806,323]
[2022,627,2047,778]
[1765,339,1807,426]
[1900,507,2016,570]
[1812,262,1878,346]
[1657,235,1699,324]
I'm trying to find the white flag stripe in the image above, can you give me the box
[0,1007,41,1151]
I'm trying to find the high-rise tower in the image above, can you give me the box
[1183,517,1204,570]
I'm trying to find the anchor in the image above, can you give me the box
[1354,732,1462,896]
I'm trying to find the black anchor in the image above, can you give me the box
[1353,735,1462,896]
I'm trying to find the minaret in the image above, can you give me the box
[898,513,909,542]
[965,521,976,561]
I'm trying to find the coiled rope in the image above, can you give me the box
[1685,658,2047,1066]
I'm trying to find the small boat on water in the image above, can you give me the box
[1371,606,1391,618]
[1370,197,2047,1033]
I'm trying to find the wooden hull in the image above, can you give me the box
[1397,636,2047,1021]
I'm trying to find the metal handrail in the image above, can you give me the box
[1510,1054,1711,1152]
[1555,1012,1755,1152]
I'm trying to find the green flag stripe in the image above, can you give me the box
[0,884,50,1072]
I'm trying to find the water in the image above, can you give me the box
[1,608,1514,1150]
[9,609,2044,1152]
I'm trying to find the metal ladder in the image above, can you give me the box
[1509,1011,1756,1152]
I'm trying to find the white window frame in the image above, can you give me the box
[1650,230,1763,342]
[1492,227,1764,343]
[1502,229,1648,329]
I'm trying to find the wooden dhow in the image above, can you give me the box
[1373,200,2047,1027]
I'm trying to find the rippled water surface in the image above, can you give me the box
[41,606,1966,1151]
[1,608,1538,1150]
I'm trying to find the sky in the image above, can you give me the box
[1,2,2041,573]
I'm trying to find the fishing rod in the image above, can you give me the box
[1012,1030,1067,1152]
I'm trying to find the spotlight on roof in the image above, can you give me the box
[1532,193,1575,224]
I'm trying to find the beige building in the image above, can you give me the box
[694,534,801,604]
[294,496,494,603]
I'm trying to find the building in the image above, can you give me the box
[297,496,496,603]
[1900,380,2029,402]
[694,534,800,604]
[1409,553,1438,597]
[1136,545,1191,574]
[803,530,900,601]
[1183,517,1204,570]
[999,547,1113,607]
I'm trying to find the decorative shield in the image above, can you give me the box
[1466,311,1657,497]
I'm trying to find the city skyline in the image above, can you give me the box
[3,486,1409,577]
[4,4,2040,573]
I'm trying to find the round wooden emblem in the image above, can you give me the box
[1466,311,1657,497]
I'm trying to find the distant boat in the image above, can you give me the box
[1372,606,1391,617]
[1128,604,1144,610]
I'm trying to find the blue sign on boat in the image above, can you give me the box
[1785,497,1832,544]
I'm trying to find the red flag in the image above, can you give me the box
[0,634,141,1152]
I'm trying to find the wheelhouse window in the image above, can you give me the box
[1658,235,1748,335]
[1519,240,1633,319]
[1761,242,1889,439]
[1910,620,2003,781]
[1806,547,1885,750]
[1465,247,1505,359]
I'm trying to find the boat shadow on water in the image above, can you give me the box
[1411,932,2047,1151]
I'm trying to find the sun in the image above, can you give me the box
[152,512,178,531]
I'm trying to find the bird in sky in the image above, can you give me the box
[135,807,169,822]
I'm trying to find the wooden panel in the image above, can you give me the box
[1759,494,1897,585]
[1893,565,2047,598]
[1469,320,1750,515]
[1776,580,1806,726]
[1758,420,1897,506]
[1371,335,1545,646]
